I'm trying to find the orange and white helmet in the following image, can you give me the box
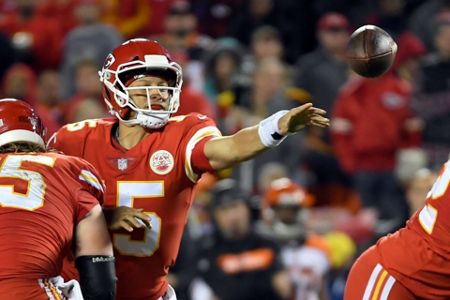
[99,38,183,129]
[261,178,314,241]
[264,177,314,209]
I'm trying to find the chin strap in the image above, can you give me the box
[135,111,170,129]
[110,109,170,129]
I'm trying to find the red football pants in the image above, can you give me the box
[344,246,416,300]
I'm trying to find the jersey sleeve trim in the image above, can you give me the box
[79,169,104,192]
[185,126,221,183]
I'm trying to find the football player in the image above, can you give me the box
[344,161,450,299]
[0,99,116,300]
[48,38,329,300]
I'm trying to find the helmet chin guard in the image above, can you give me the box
[128,111,170,129]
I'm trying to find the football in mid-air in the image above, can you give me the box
[346,25,397,78]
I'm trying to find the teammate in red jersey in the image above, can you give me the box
[344,160,450,299]
[48,38,329,300]
[0,98,116,300]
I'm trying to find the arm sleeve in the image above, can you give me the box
[184,115,222,182]
[46,124,86,157]
[74,162,105,223]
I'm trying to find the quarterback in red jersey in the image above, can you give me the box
[48,38,329,300]
[0,99,116,300]
[345,160,450,299]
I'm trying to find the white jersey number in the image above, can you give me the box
[113,181,163,257]
[0,155,55,210]
[419,161,450,234]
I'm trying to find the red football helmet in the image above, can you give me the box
[99,38,183,128]
[0,98,46,148]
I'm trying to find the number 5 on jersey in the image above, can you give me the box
[0,155,55,210]
[114,181,163,257]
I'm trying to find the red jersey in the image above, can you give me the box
[376,160,450,298]
[0,152,104,299]
[48,114,221,300]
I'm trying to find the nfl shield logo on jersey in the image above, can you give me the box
[117,158,128,171]
[150,150,174,175]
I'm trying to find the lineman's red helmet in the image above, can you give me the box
[0,98,46,148]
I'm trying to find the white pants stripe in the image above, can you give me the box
[380,275,396,300]
[363,263,383,300]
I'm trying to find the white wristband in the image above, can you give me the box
[258,110,289,147]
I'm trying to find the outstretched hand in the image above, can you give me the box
[278,103,329,135]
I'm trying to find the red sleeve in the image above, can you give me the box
[73,159,105,223]
[191,136,216,174]
[74,189,100,224]
[47,122,89,157]
[182,114,222,182]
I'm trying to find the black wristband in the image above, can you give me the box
[75,256,117,300]
[270,131,284,140]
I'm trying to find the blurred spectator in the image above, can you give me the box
[36,70,65,129]
[256,177,331,300]
[409,0,450,51]
[153,0,215,94]
[190,179,292,300]
[2,63,37,103]
[292,12,353,208]
[241,26,284,84]
[141,0,176,36]
[395,148,428,187]
[0,32,15,80]
[192,0,242,38]
[171,52,217,120]
[0,0,63,71]
[331,68,421,235]
[1,63,59,137]
[37,0,79,35]
[293,12,351,114]
[203,40,245,111]
[154,0,214,61]
[392,32,427,83]
[175,85,217,120]
[224,58,302,192]
[64,59,108,123]
[60,0,122,98]
[412,12,450,168]
[102,0,151,38]
[405,168,437,215]
[228,0,281,47]
[257,162,289,194]
[366,0,408,39]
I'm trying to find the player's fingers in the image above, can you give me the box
[310,118,330,127]
[134,212,152,228]
[119,220,134,232]
[125,216,144,229]
[292,103,313,114]
[309,107,327,115]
